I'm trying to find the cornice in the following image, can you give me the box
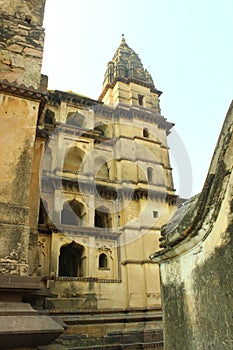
[49,276,122,283]
[0,79,46,101]
[46,90,173,131]
[41,174,176,203]
[47,90,102,108]
[0,80,48,125]
[38,223,121,240]
[113,104,174,131]
[98,77,162,101]
[121,259,157,265]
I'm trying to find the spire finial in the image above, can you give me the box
[121,33,125,43]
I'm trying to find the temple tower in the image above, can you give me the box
[38,36,177,315]
[99,34,162,112]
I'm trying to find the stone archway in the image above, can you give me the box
[58,241,85,277]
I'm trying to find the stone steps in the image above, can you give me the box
[70,341,164,349]
[47,331,163,350]
[37,306,163,349]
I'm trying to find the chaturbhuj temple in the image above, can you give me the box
[0,0,177,348]
[1,1,232,350]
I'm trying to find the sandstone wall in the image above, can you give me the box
[151,101,233,350]
[0,0,45,89]
[0,0,46,275]
[0,91,42,275]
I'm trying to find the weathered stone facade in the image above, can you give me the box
[35,36,177,313]
[0,0,46,275]
[0,1,64,348]
[0,1,178,349]
[0,0,45,89]
[151,102,233,350]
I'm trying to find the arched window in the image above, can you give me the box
[63,146,84,173]
[95,207,111,228]
[147,167,153,183]
[94,123,110,139]
[94,125,106,137]
[59,241,85,277]
[94,158,109,179]
[61,200,83,226]
[99,253,108,269]
[143,128,149,138]
[138,94,144,106]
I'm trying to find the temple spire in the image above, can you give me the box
[99,36,162,111]
[102,36,155,89]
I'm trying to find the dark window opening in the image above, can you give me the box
[94,126,105,136]
[95,212,103,228]
[95,208,111,228]
[147,167,153,183]
[38,199,49,225]
[44,109,55,125]
[143,128,149,138]
[153,210,158,218]
[99,253,108,269]
[138,94,144,106]
[59,241,85,277]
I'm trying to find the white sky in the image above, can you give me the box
[42,0,233,198]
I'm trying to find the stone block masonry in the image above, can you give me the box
[0,0,46,89]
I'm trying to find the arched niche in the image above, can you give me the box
[94,124,109,137]
[94,157,109,179]
[143,128,149,138]
[99,253,108,269]
[63,146,85,173]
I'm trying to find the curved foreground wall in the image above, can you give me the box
[151,101,233,350]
